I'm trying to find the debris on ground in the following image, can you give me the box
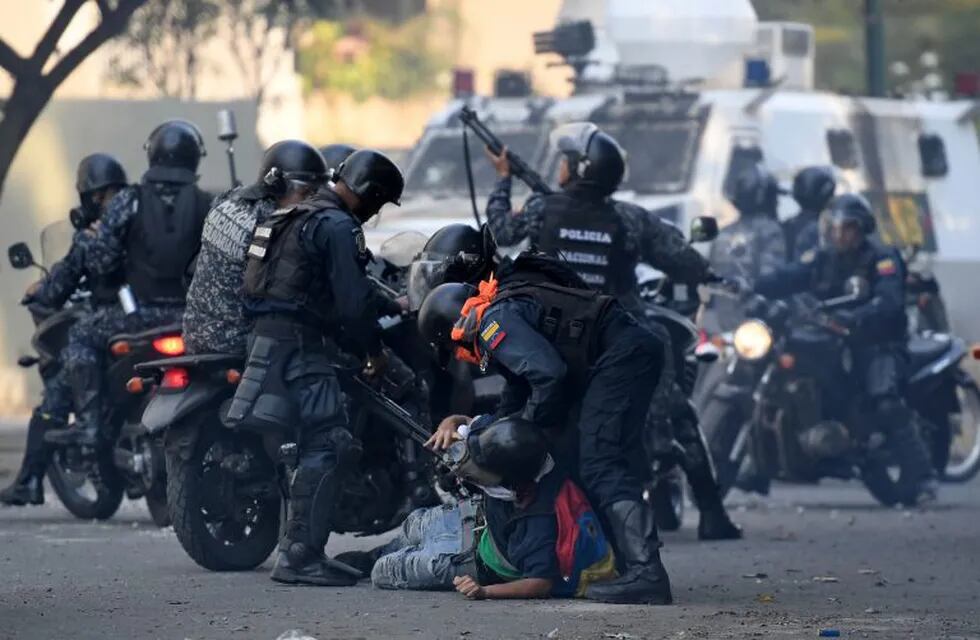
[812,576,840,583]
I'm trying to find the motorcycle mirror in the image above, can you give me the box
[844,276,870,300]
[8,242,37,270]
[217,109,238,142]
[689,216,719,243]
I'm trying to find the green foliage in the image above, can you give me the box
[754,0,980,94]
[296,11,451,102]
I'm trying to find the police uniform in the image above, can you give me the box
[11,227,123,485]
[457,255,664,511]
[183,185,277,355]
[754,241,936,489]
[705,214,787,333]
[486,176,733,531]
[782,210,821,262]
[229,187,382,583]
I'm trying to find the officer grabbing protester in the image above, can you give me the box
[418,253,673,605]
[483,123,741,541]
[0,154,127,505]
[183,140,328,356]
[44,120,212,447]
[753,194,938,506]
[226,149,404,586]
[784,166,836,261]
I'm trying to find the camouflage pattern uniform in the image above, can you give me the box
[183,185,277,355]
[705,214,787,333]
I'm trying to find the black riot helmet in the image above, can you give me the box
[828,193,876,235]
[337,149,403,209]
[729,164,783,217]
[320,144,356,179]
[455,416,549,486]
[259,140,329,196]
[551,122,626,196]
[792,166,836,213]
[144,119,206,172]
[76,153,127,195]
[417,282,475,347]
[407,224,497,311]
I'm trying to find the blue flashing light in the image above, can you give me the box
[745,59,771,88]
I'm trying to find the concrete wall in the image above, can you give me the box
[0,99,261,416]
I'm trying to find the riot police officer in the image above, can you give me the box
[754,194,938,505]
[44,120,212,447]
[226,149,404,586]
[784,166,836,261]
[184,140,328,356]
[0,154,127,505]
[418,253,673,605]
[705,164,788,333]
[484,124,740,540]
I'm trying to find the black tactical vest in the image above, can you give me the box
[535,192,633,296]
[243,196,337,322]
[124,181,210,304]
[496,255,616,385]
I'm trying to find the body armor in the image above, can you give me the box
[535,192,633,296]
[244,195,340,322]
[124,181,209,303]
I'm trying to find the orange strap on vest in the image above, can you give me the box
[451,275,499,364]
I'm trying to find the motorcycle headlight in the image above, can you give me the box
[733,320,773,361]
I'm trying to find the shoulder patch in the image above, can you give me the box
[353,227,367,254]
[800,249,817,264]
[480,320,501,342]
[876,258,897,276]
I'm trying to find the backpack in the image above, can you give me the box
[551,479,617,597]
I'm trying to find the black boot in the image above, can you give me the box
[270,465,362,586]
[680,432,742,541]
[1,410,59,506]
[45,370,102,447]
[880,400,939,507]
[585,501,673,605]
[335,546,386,576]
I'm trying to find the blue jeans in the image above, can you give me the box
[371,500,479,590]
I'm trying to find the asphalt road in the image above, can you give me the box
[1,425,978,640]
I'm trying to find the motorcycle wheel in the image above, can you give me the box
[47,449,124,520]
[940,376,980,483]
[699,398,746,499]
[649,468,684,532]
[168,428,280,572]
[144,483,171,528]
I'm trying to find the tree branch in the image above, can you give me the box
[0,39,27,75]
[45,0,146,88]
[31,0,86,68]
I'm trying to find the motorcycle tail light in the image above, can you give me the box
[110,341,131,356]
[778,353,796,370]
[972,344,980,360]
[161,368,190,389]
[153,335,185,356]
[126,377,144,394]
[226,369,242,384]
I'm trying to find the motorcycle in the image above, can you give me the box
[8,233,183,525]
[700,277,980,505]
[136,232,441,572]
[903,248,950,334]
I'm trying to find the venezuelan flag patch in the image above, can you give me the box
[876,258,897,276]
[481,321,501,342]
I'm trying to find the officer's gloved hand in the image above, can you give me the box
[830,309,857,333]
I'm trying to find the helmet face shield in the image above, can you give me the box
[407,256,449,312]
[550,122,599,156]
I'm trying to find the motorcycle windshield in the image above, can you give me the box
[40,220,74,271]
[378,231,428,268]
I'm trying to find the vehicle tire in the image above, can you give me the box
[649,470,684,532]
[940,375,980,483]
[699,397,745,499]
[47,449,124,520]
[145,483,171,528]
[168,427,280,572]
